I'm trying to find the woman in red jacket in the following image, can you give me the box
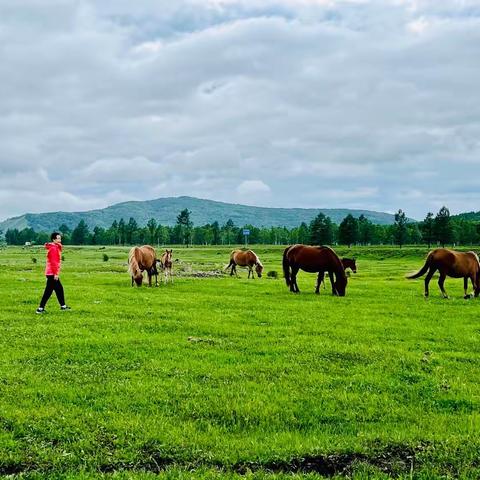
[36,232,70,314]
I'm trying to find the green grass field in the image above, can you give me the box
[0,245,479,479]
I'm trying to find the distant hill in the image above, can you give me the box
[0,196,401,233]
[453,211,480,222]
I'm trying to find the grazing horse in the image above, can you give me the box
[128,245,159,287]
[225,249,264,278]
[406,248,480,299]
[320,257,357,289]
[342,257,357,273]
[283,244,347,296]
[160,249,173,283]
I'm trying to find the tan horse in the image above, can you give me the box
[159,249,173,283]
[406,248,480,298]
[128,245,159,287]
[225,249,264,278]
[283,244,347,296]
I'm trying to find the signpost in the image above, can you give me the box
[243,229,250,248]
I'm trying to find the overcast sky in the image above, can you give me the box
[1,0,479,221]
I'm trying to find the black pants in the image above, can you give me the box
[39,275,65,308]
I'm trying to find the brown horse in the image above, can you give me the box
[128,245,159,287]
[225,249,264,278]
[406,248,480,298]
[283,244,347,296]
[320,257,357,289]
[159,249,173,283]
[342,257,357,273]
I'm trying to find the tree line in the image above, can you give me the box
[4,206,479,247]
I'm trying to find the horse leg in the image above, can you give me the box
[424,267,436,297]
[291,266,300,293]
[464,277,469,298]
[438,273,448,298]
[328,271,336,295]
[315,272,324,294]
[131,276,134,287]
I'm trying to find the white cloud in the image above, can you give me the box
[237,180,271,196]
[0,0,480,221]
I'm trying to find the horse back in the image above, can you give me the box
[138,245,157,269]
[432,248,479,276]
[288,244,345,274]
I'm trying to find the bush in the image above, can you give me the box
[31,257,37,264]
[62,255,65,261]
[267,270,278,279]
[103,253,109,262]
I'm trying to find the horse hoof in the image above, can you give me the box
[464,294,473,300]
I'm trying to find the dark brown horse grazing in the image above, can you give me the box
[160,249,173,283]
[320,257,357,289]
[342,257,357,273]
[406,248,480,298]
[283,244,347,296]
[225,249,264,278]
[128,245,159,287]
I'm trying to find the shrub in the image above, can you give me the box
[103,253,109,262]
[267,270,278,279]
[31,257,37,264]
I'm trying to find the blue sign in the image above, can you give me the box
[243,229,250,236]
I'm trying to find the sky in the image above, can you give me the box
[1,0,480,222]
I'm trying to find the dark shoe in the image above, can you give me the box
[60,305,71,311]
[36,308,46,314]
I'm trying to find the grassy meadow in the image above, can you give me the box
[0,244,479,479]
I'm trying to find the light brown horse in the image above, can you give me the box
[283,244,347,296]
[159,249,173,283]
[128,245,159,287]
[406,248,480,298]
[225,249,264,278]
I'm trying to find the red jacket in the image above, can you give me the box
[45,242,62,276]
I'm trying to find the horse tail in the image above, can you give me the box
[128,247,141,277]
[283,246,291,286]
[406,252,432,279]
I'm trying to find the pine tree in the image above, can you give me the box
[393,209,408,248]
[338,214,359,247]
[434,206,454,247]
[420,212,435,248]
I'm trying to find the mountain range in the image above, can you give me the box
[0,196,407,233]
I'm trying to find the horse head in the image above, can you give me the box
[255,262,264,278]
[133,272,143,286]
[334,275,348,296]
[351,258,357,273]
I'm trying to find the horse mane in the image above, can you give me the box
[251,251,262,267]
[128,247,142,278]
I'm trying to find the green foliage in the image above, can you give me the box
[393,209,408,248]
[71,219,90,245]
[338,214,359,246]
[434,206,454,247]
[309,212,334,245]
[103,253,109,262]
